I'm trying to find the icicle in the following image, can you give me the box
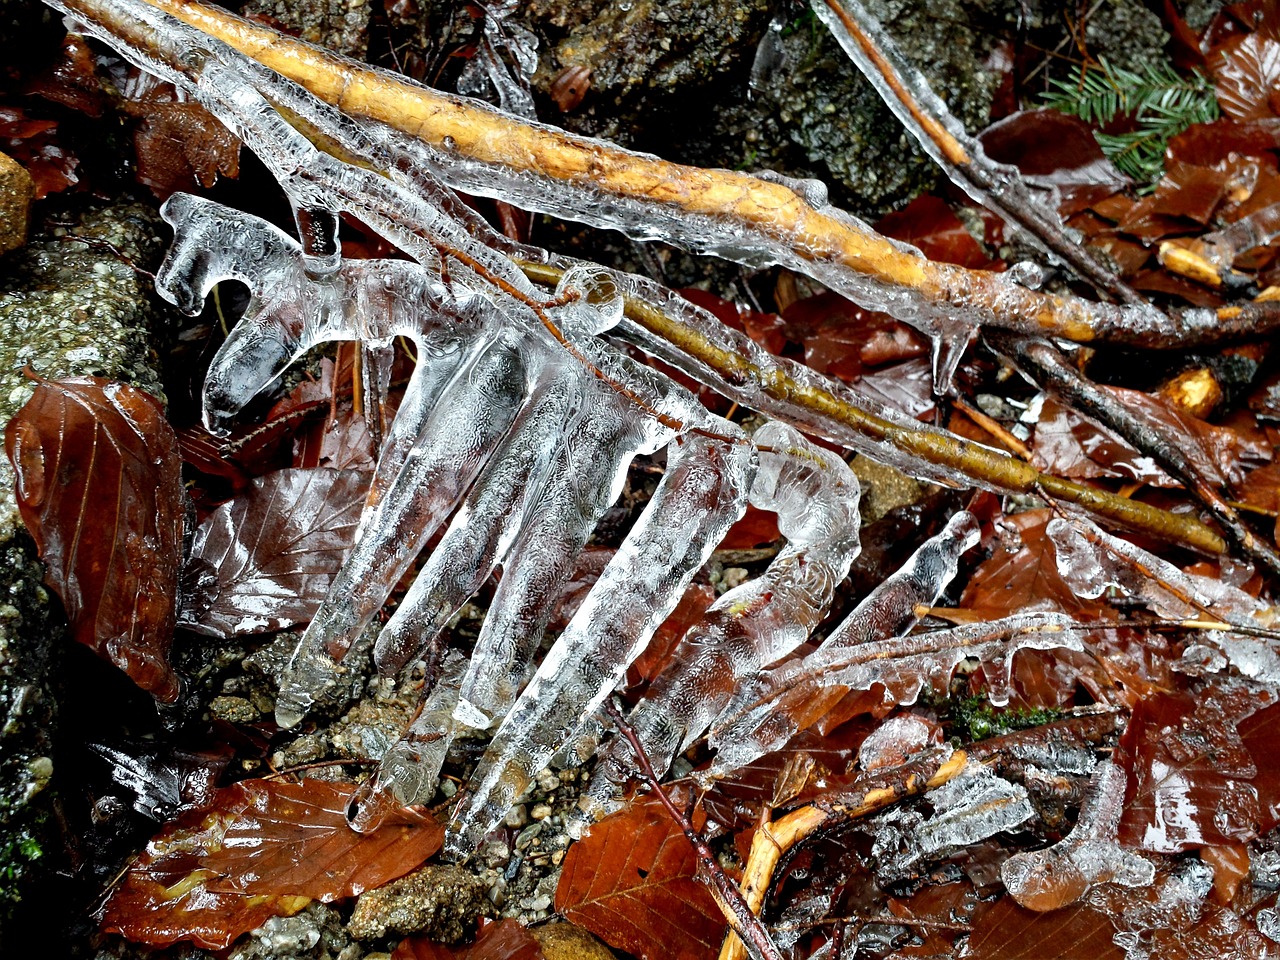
[706,610,1083,779]
[445,426,755,858]
[703,511,979,774]
[347,649,469,833]
[456,0,538,120]
[578,422,862,824]
[274,336,529,729]
[370,364,585,675]
[449,396,664,729]
[1001,760,1154,911]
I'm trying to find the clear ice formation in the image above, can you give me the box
[579,423,864,822]
[869,762,1034,883]
[1200,201,1280,270]
[704,510,982,775]
[1000,760,1154,912]
[49,0,1083,856]
[705,608,1085,779]
[456,0,539,120]
[1048,515,1280,684]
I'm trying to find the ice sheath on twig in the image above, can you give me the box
[48,0,1241,559]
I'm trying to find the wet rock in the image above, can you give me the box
[0,153,33,255]
[849,453,928,524]
[347,863,490,942]
[528,0,772,139]
[240,0,370,58]
[533,922,617,960]
[229,902,356,960]
[0,200,168,947]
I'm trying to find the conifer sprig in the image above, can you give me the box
[1042,56,1219,185]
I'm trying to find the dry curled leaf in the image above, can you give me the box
[5,376,183,700]
[101,778,444,949]
[555,786,723,960]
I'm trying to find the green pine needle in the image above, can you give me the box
[1040,56,1219,186]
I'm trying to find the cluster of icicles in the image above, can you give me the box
[59,0,1089,857]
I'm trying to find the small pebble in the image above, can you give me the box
[530,803,553,821]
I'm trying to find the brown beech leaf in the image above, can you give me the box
[555,786,723,960]
[1030,388,1268,489]
[717,503,781,550]
[5,376,183,701]
[123,86,241,199]
[179,468,369,637]
[958,509,1107,622]
[965,896,1124,960]
[629,583,717,687]
[1116,685,1280,852]
[0,106,80,198]
[392,919,545,960]
[979,109,1130,215]
[102,778,443,949]
[785,292,927,380]
[875,194,1000,269]
[1211,31,1280,121]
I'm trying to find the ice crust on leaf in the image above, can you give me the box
[705,511,980,775]
[1048,515,1280,682]
[869,762,1034,882]
[1001,760,1154,912]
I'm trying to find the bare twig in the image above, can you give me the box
[603,699,784,960]
[992,332,1280,577]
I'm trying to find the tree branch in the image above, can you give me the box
[54,0,1242,559]
[88,0,1280,351]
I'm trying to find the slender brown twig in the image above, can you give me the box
[994,332,1280,577]
[603,699,784,960]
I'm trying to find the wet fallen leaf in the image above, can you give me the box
[179,467,369,637]
[0,105,79,197]
[5,376,183,700]
[875,194,1000,269]
[979,109,1130,215]
[555,786,723,960]
[102,778,443,949]
[124,85,241,199]
[1116,684,1280,852]
[392,919,545,960]
[965,895,1124,960]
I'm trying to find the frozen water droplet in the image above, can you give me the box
[858,715,934,771]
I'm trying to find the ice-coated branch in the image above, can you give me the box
[1000,760,1154,911]
[810,0,1142,309]
[707,612,1085,778]
[579,423,863,822]
[60,0,1280,362]
[990,332,1280,576]
[47,0,1237,560]
[1048,515,1280,684]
